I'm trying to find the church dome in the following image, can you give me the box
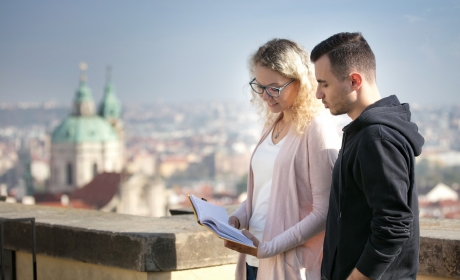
[51,116,119,143]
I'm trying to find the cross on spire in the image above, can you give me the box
[79,62,88,82]
[106,65,112,82]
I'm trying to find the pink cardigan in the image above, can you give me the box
[232,111,340,280]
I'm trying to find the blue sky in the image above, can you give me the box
[1,0,459,105]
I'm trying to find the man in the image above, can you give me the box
[311,32,424,280]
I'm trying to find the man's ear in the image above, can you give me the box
[349,73,363,90]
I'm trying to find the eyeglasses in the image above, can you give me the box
[249,78,295,98]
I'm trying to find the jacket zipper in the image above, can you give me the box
[338,131,346,220]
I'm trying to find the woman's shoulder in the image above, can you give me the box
[305,109,336,133]
[304,110,341,148]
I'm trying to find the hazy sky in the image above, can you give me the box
[1,0,459,106]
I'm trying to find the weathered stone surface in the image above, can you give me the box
[0,202,239,272]
[2,203,458,278]
[419,218,460,278]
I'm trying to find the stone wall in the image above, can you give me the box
[0,202,459,279]
[419,219,460,279]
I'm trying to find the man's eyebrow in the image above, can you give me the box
[317,79,327,83]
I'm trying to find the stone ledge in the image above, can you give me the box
[1,202,460,278]
[419,219,460,279]
[0,202,239,272]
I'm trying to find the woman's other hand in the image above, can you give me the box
[242,229,260,247]
[223,230,259,257]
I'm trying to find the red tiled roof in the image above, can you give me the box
[70,172,122,209]
[439,200,460,206]
[37,200,94,210]
[34,192,69,203]
[444,212,460,219]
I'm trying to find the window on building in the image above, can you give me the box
[66,163,73,186]
[93,163,98,177]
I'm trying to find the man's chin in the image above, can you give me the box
[329,108,338,115]
[330,108,346,116]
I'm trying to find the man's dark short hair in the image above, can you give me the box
[310,32,376,83]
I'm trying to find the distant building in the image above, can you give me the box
[30,158,50,185]
[159,156,189,178]
[214,149,251,179]
[424,182,459,203]
[35,171,168,217]
[419,182,460,219]
[48,65,124,193]
[116,173,166,217]
[125,150,156,176]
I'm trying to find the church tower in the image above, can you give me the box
[98,66,124,167]
[48,63,124,193]
[73,63,95,116]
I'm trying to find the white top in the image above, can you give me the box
[246,128,286,267]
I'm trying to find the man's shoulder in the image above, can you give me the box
[354,124,381,143]
[354,124,408,150]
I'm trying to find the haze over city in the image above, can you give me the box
[1,0,459,105]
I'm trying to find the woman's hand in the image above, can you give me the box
[223,230,259,257]
[228,216,240,229]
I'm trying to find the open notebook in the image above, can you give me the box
[188,195,256,248]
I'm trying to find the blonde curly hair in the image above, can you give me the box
[249,39,322,134]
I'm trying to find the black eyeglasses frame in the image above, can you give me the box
[249,78,295,98]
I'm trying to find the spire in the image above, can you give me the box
[73,62,95,116]
[106,65,112,82]
[99,65,121,119]
[80,62,88,82]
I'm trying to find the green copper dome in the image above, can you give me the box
[51,116,119,143]
[99,81,121,119]
[75,80,94,102]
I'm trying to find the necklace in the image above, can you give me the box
[274,120,289,139]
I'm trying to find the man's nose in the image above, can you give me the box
[315,88,323,99]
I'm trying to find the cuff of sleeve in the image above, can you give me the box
[256,240,280,259]
[355,241,396,279]
[256,242,269,259]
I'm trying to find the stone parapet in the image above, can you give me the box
[419,219,460,279]
[0,202,238,272]
[0,202,459,279]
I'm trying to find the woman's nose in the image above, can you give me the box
[261,90,272,101]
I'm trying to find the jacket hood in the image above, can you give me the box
[343,95,424,156]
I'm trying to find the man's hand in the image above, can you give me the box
[224,230,259,257]
[347,268,372,280]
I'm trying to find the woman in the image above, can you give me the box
[224,39,340,280]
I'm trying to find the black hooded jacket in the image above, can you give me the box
[321,95,425,280]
